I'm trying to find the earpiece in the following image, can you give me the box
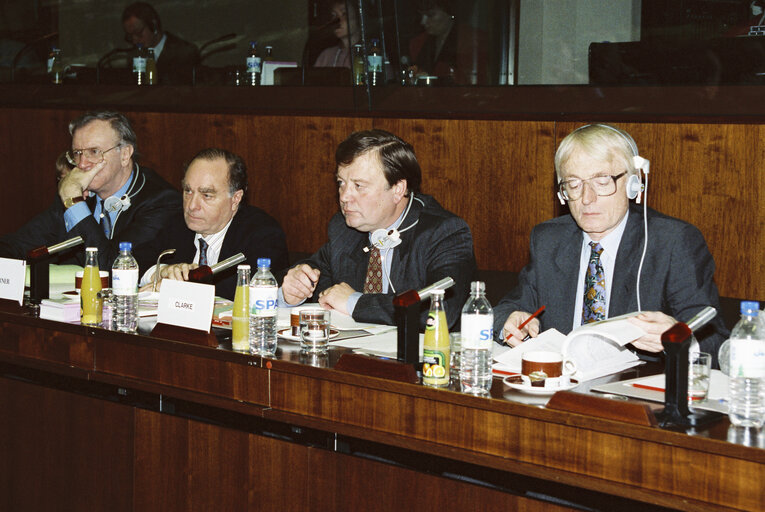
[103,194,131,213]
[363,229,401,252]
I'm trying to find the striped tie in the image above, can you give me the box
[198,238,209,266]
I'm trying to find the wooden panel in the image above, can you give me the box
[0,318,93,369]
[308,448,576,511]
[134,408,310,511]
[95,336,270,405]
[0,376,133,511]
[269,370,764,511]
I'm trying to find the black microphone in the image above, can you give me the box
[10,31,59,82]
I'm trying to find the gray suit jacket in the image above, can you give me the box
[493,204,728,365]
[297,194,476,329]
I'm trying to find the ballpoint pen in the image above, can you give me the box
[504,305,546,344]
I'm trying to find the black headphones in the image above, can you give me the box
[557,124,650,205]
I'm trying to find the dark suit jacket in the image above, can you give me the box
[157,32,199,85]
[493,204,729,365]
[0,165,181,270]
[135,204,288,300]
[298,194,476,329]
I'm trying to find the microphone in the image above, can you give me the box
[187,252,246,283]
[26,235,84,261]
[11,31,59,82]
[97,47,132,69]
[393,277,455,308]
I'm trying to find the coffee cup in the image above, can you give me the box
[75,270,110,292]
[521,350,576,388]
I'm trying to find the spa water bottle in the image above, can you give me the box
[460,281,493,395]
[249,258,277,356]
[111,242,139,333]
[728,301,765,427]
[48,46,63,84]
[246,41,262,86]
[367,38,383,86]
[133,44,147,85]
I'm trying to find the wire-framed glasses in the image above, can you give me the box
[558,172,627,201]
[66,144,122,166]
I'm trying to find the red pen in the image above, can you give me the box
[504,305,546,343]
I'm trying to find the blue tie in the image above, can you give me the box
[198,238,209,266]
[582,242,606,324]
[99,199,112,238]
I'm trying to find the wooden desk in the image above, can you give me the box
[0,309,762,511]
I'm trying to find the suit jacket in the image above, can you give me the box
[157,32,199,85]
[298,194,476,329]
[0,165,181,270]
[135,204,289,300]
[493,204,729,365]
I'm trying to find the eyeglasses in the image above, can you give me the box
[66,144,122,166]
[124,24,149,44]
[558,172,627,201]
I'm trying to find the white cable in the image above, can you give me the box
[634,172,649,312]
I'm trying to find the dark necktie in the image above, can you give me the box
[582,242,606,324]
[363,247,383,294]
[198,238,209,266]
[99,199,112,238]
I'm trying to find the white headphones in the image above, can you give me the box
[557,124,650,205]
[103,194,131,213]
[362,193,423,253]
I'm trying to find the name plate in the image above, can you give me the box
[157,280,215,332]
[0,257,26,305]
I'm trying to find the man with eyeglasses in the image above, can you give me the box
[0,110,181,269]
[494,124,727,364]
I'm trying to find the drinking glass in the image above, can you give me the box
[299,309,331,352]
[688,352,712,403]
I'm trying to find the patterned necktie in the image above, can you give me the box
[99,199,112,238]
[363,247,383,293]
[198,238,209,266]
[582,242,606,324]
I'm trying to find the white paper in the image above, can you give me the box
[157,280,215,332]
[0,257,26,305]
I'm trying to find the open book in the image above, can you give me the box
[493,314,645,382]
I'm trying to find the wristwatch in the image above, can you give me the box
[63,196,85,209]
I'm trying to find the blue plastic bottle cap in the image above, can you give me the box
[741,301,760,315]
[119,242,132,251]
[257,258,271,268]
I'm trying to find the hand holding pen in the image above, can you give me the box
[502,305,545,346]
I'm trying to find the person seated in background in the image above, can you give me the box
[408,0,487,85]
[136,148,288,300]
[0,110,181,269]
[55,151,74,183]
[313,0,361,68]
[281,129,476,329]
[122,1,199,84]
[493,124,728,366]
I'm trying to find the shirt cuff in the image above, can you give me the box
[346,292,362,316]
[63,201,90,232]
[278,287,306,308]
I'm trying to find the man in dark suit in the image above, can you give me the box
[122,2,199,85]
[494,124,727,363]
[0,110,181,270]
[136,148,288,300]
[281,129,475,329]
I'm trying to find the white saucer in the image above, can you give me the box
[277,328,340,342]
[503,376,579,395]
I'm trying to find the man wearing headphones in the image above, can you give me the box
[494,124,727,364]
[122,2,199,85]
[281,129,476,329]
[0,110,181,269]
[135,148,289,300]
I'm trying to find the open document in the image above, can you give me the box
[494,314,645,382]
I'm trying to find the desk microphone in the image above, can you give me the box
[393,277,455,308]
[26,235,84,261]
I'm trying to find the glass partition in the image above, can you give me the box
[0,1,762,99]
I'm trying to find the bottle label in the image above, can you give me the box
[246,56,262,73]
[461,313,494,350]
[47,57,54,73]
[367,55,382,72]
[133,57,146,73]
[729,338,765,378]
[112,268,138,295]
[249,285,277,317]
[423,348,449,386]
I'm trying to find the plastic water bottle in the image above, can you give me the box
[246,41,262,86]
[367,38,383,86]
[728,301,765,427]
[133,44,147,85]
[111,242,139,333]
[460,281,494,395]
[249,258,277,356]
[47,46,63,84]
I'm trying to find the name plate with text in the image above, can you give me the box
[0,257,26,305]
[157,280,215,332]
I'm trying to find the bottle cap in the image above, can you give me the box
[86,247,98,252]
[740,301,760,315]
[257,258,271,268]
[470,281,485,294]
[119,241,132,251]
[238,264,251,270]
